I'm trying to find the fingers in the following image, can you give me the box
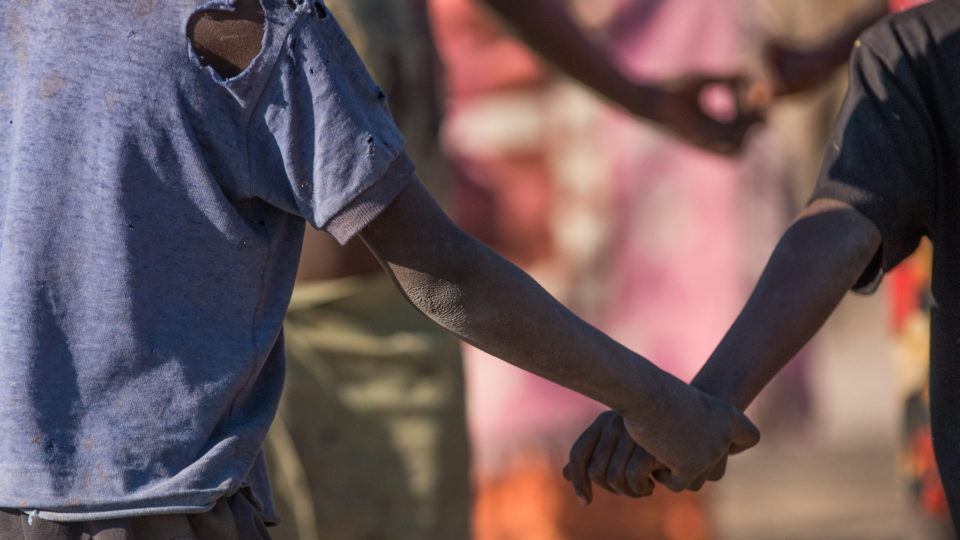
[703,128,747,156]
[625,447,656,496]
[657,72,767,155]
[649,453,729,493]
[697,74,766,121]
[681,453,728,491]
[701,108,763,155]
[706,455,728,482]
[729,413,761,455]
[644,416,754,494]
[565,412,661,503]
[688,475,707,492]
[605,432,636,495]
[740,79,776,111]
[566,414,604,504]
[688,73,747,91]
[587,413,622,494]
[652,468,686,493]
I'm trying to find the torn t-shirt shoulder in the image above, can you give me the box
[244,0,407,239]
[187,0,267,80]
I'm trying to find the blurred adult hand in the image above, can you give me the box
[642,75,765,156]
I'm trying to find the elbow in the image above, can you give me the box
[391,231,477,335]
[404,275,471,333]
[783,199,882,285]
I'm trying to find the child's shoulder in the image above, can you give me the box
[859,1,960,61]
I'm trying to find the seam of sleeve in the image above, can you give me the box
[806,189,887,295]
[323,154,416,244]
[810,182,914,276]
[851,249,883,296]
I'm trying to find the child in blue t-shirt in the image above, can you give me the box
[0,0,756,536]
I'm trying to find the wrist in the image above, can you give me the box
[690,358,750,411]
[618,364,688,423]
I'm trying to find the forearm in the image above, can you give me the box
[692,199,881,410]
[480,0,662,120]
[773,3,887,96]
[361,182,678,417]
[819,4,888,70]
[396,229,672,415]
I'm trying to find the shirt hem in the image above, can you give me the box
[4,505,280,526]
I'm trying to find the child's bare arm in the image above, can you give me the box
[359,178,759,487]
[561,198,880,501]
[692,198,881,410]
[359,178,662,415]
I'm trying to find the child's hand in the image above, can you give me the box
[564,388,759,502]
[562,411,659,504]
[644,74,764,156]
[622,384,759,492]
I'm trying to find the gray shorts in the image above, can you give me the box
[0,490,270,540]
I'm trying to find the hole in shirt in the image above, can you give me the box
[313,2,326,18]
[187,0,266,79]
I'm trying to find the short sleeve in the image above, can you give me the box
[811,27,939,292]
[247,1,407,242]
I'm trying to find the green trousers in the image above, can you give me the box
[265,274,471,540]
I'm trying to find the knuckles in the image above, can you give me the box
[587,464,606,482]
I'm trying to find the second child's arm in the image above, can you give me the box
[562,198,880,500]
[691,198,881,409]
[564,17,938,497]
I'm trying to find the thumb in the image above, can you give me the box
[652,468,687,493]
[729,413,760,455]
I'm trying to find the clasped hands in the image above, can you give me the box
[562,382,758,504]
[641,74,764,156]
[648,39,837,156]
[561,39,844,500]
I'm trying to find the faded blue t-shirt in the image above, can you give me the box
[0,0,409,522]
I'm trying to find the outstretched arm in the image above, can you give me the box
[360,178,667,414]
[561,198,879,502]
[359,178,758,486]
[479,0,757,154]
[565,18,934,500]
[692,198,881,409]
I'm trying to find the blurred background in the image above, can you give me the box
[266,0,953,538]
